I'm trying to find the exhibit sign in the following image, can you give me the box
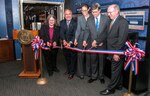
[120,11,145,30]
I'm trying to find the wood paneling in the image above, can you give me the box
[0,40,14,63]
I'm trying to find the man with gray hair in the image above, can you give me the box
[100,4,128,95]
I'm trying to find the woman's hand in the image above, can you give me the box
[47,42,52,47]
[53,42,57,47]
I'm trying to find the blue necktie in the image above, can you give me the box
[95,17,99,31]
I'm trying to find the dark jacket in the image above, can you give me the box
[39,24,60,45]
[60,18,77,43]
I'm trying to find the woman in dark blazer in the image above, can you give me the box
[39,14,60,76]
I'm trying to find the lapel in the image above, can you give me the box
[81,15,86,27]
[90,16,97,39]
[45,25,50,41]
[108,15,120,34]
[91,16,97,33]
[65,19,68,29]
[68,19,73,30]
[98,15,104,34]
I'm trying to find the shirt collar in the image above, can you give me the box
[95,14,101,21]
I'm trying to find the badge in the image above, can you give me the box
[18,30,33,45]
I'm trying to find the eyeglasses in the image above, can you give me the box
[81,10,88,12]
[107,11,114,14]
[92,10,99,13]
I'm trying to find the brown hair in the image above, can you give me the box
[92,3,101,10]
[46,14,57,26]
[81,3,90,9]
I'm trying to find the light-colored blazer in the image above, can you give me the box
[75,15,89,48]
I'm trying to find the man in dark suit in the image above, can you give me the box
[100,4,128,95]
[60,9,77,79]
[83,3,110,83]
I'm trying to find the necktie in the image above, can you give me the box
[67,21,70,29]
[109,20,113,30]
[95,17,99,31]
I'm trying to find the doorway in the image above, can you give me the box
[20,1,64,30]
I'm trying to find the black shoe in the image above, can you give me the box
[79,76,84,79]
[64,71,69,75]
[100,78,105,84]
[116,85,123,90]
[53,68,60,72]
[88,78,97,83]
[48,72,53,76]
[85,74,91,77]
[100,89,115,95]
[68,74,74,80]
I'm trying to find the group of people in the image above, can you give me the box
[39,3,128,95]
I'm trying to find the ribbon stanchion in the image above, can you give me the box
[32,36,49,85]
[32,36,49,60]
[123,42,145,96]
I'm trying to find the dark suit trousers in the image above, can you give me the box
[107,58,124,90]
[63,49,77,75]
[85,41,91,77]
[85,53,91,77]
[90,47,105,79]
[42,49,58,73]
[76,41,85,76]
[77,52,84,76]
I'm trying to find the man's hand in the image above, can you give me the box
[92,40,97,48]
[99,43,103,46]
[47,42,52,47]
[83,41,87,48]
[63,40,67,46]
[74,39,78,46]
[113,54,120,62]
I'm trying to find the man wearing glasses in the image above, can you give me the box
[83,3,110,84]
[100,4,128,95]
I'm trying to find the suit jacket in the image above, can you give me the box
[84,14,109,49]
[75,15,89,48]
[107,15,128,51]
[39,24,60,45]
[60,18,77,43]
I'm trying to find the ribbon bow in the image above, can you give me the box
[31,36,49,60]
[124,41,145,75]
